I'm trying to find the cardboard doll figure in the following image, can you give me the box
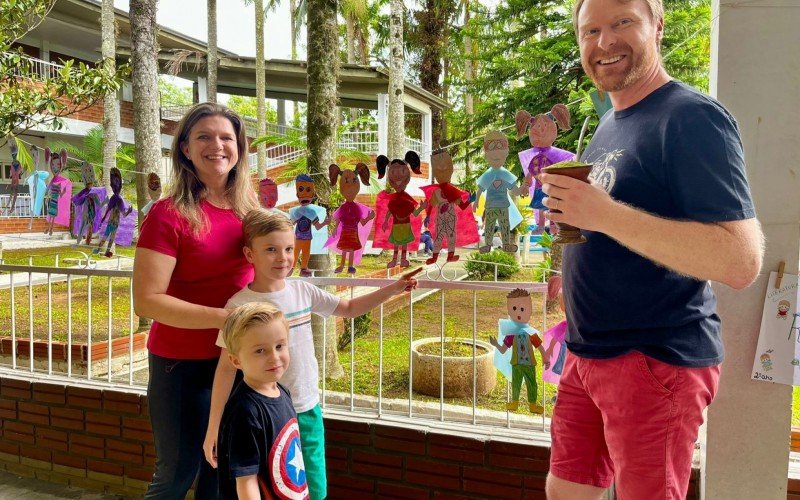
[26,145,49,217]
[72,162,102,245]
[258,177,289,218]
[94,167,132,257]
[325,163,375,274]
[475,131,529,253]
[374,151,426,268]
[289,174,329,277]
[7,141,24,214]
[490,288,550,413]
[141,172,162,217]
[542,276,568,386]
[43,148,69,235]
[420,150,478,265]
[516,104,575,234]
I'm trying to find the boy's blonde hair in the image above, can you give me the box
[223,302,289,355]
[242,208,295,247]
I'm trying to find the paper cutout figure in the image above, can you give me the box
[542,277,568,385]
[490,288,550,413]
[258,177,288,218]
[93,167,131,257]
[324,163,375,274]
[590,89,614,118]
[475,131,528,253]
[26,170,48,216]
[141,172,162,217]
[43,148,72,234]
[420,150,478,265]
[72,162,102,244]
[516,104,575,234]
[372,151,426,268]
[289,174,329,277]
[7,141,24,214]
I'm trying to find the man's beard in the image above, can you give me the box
[583,43,659,92]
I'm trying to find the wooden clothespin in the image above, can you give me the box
[775,261,786,289]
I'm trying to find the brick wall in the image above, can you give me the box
[0,375,713,499]
[0,218,67,235]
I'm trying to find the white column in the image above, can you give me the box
[421,111,433,162]
[41,40,50,62]
[197,77,208,104]
[377,93,389,155]
[703,1,800,498]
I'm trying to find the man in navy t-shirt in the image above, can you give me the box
[542,0,764,499]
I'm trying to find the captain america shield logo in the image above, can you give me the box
[268,418,308,499]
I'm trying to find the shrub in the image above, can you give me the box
[338,312,372,350]
[464,249,521,279]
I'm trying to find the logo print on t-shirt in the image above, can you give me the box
[267,418,308,499]
[587,149,623,193]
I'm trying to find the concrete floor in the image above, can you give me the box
[0,470,128,499]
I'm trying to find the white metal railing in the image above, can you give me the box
[1,194,33,217]
[3,52,64,80]
[0,259,556,434]
[338,130,379,153]
[242,117,305,138]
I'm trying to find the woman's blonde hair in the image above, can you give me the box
[168,102,257,234]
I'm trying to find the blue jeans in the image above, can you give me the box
[145,353,219,499]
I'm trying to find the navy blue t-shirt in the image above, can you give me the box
[562,81,755,367]
[217,382,308,499]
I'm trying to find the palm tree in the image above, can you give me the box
[387,0,404,159]
[307,0,344,379]
[207,0,218,103]
[129,0,161,227]
[101,0,118,190]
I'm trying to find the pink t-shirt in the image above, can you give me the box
[137,199,254,359]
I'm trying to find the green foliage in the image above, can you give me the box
[158,78,193,106]
[339,312,372,351]
[0,0,128,137]
[532,254,552,282]
[227,95,277,122]
[464,249,521,279]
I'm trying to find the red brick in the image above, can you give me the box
[70,433,105,459]
[463,466,524,498]
[106,438,143,455]
[122,427,152,442]
[122,416,152,432]
[144,444,156,458]
[103,399,141,415]
[107,448,143,465]
[0,399,16,419]
[376,482,430,499]
[523,491,547,500]
[405,458,461,491]
[487,453,550,473]
[52,451,87,469]
[36,428,69,452]
[20,444,51,462]
[351,450,403,481]
[373,426,426,455]
[327,474,375,495]
[86,422,121,437]
[51,407,83,420]
[4,420,33,435]
[1,378,32,390]
[428,432,486,464]
[125,464,154,482]
[523,475,546,491]
[0,440,19,455]
[86,412,121,426]
[327,429,371,447]
[434,494,471,500]
[1,383,31,399]
[18,401,48,416]
[67,395,102,409]
[87,458,123,476]
[487,440,550,461]
[325,418,371,434]
[51,416,84,431]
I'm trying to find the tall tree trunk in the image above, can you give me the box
[345,16,358,122]
[101,0,118,191]
[418,0,451,151]
[207,0,218,103]
[547,242,562,313]
[307,0,343,379]
[255,0,267,177]
[387,0,404,159]
[290,0,301,127]
[441,55,449,146]
[463,0,473,177]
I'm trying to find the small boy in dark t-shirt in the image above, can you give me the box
[217,302,309,499]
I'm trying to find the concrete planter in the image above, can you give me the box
[411,337,496,398]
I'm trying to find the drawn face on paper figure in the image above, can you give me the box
[431,151,454,184]
[295,175,316,206]
[484,131,509,168]
[80,162,96,186]
[778,300,791,318]
[147,173,162,201]
[338,170,362,202]
[110,168,122,194]
[507,296,532,324]
[529,115,558,148]
[387,161,411,192]
[259,178,278,209]
[46,148,67,176]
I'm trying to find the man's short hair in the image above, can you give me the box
[507,288,531,299]
[242,208,294,247]
[223,302,289,355]
[572,0,664,38]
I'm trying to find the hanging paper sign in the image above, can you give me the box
[751,271,799,385]
[590,89,614,118]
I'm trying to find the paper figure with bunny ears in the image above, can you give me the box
[94,167,132,257]
[72,161,102,245]
[289,174,329,277]
[420,150,479,265]
[475,131,528,253]
[141,172,162,217]
[43,147,72,235]
[6,140,24,214]
[373,151,426,268]
[516,104,575,234]
[324,163,375,274]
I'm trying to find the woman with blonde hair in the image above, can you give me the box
[133,102,258,498]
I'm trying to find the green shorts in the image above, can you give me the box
[297,404,327,499]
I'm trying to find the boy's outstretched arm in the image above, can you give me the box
[204,351,237,468]
[236,475,261,500]
[333,267,422,318]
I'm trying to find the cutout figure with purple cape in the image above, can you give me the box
[72,162,103,245]
[325,162,374,274]
[94,167,132,257]
[542,277,568,385]
[43,148,72,235]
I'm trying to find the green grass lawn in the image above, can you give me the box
[1,245,136,267]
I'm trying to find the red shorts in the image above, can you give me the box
[549,351,720,500]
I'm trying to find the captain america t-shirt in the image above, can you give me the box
[218,382,308,499]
